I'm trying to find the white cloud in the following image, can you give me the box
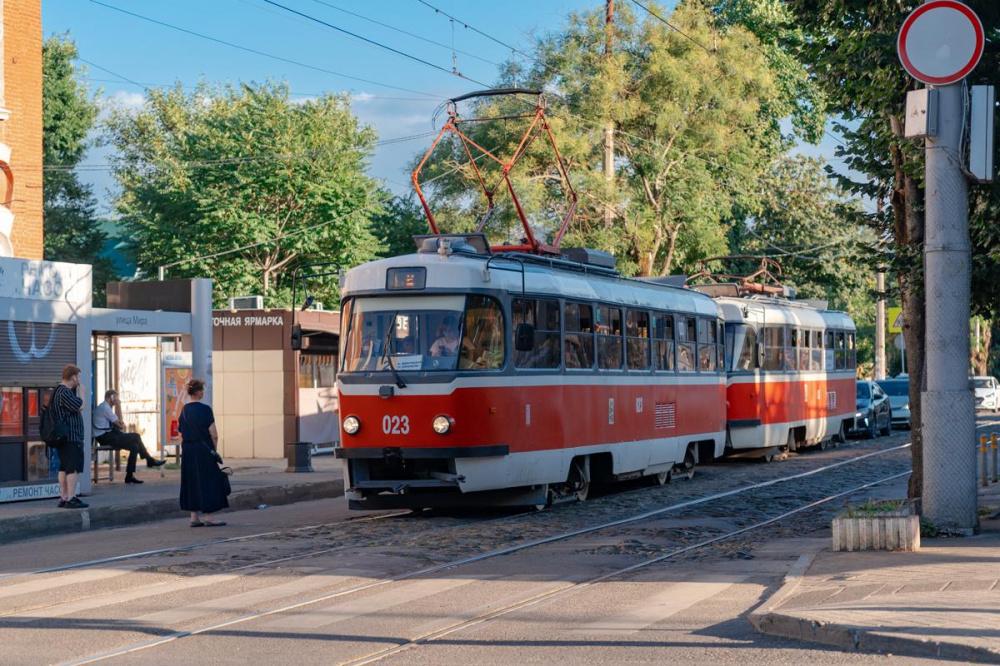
[103,90,146,111]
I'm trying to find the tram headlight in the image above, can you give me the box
[343,415,361,435]
[432,415,453,435]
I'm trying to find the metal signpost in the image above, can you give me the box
[898,0,984,533]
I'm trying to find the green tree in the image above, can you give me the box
[369,193,429,258]
[415,2,801,277]
[42,35,113,303]
[749,0,1000,499]
[729,155,877,371]
[105,82,384,307]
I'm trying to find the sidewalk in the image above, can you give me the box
[752,483,1000,663]
[0,456,343,544]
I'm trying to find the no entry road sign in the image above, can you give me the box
[898,1,984,85]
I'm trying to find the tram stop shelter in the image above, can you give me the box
[0,258,213,503]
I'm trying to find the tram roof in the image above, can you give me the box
[342,251,720,317]
[714,296,855,330]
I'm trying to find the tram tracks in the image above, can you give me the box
[58,441,913,665]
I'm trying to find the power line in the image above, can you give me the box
[414,0,539,63]
[306,0,500,68]
[627,0,714,55]
[158,203,380,275]
[74,56,145,89]
[87,0,442,99]
[79,75,436,103]
[42,132,439,172]
[260,0,490,87]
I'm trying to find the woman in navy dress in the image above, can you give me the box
[178,379,229,526]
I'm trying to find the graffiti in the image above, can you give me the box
[7,321,56,362]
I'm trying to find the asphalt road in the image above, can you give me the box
[3,419,995,666]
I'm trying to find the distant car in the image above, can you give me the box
[851,380,892,438]
[877,377,911,429]
[973,376,1000,412]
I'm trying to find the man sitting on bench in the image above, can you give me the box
[93,390,165,484]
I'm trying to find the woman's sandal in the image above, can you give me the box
[190,521,205,527]
[203,520,227,527]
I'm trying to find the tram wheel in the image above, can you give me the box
[568,459,590,502]
[532,485,552,512]
[676,446,696,481]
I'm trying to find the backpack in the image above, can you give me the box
[40,386,69,445]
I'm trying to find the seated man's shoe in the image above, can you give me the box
[147,458,166,468]
[124,475,144,484]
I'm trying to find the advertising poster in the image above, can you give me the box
[162,357,192,454]
[117,336,160,452]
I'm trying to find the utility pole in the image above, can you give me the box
[876,270,887,380]
[921,70,976,532]
[875,196,887,380]
[603,0,615,228]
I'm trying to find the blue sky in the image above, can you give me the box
[43,0,846,216]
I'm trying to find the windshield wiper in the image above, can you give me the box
[381,312,407,389]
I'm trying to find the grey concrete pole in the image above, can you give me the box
[876,271,887,380]
[922,82,977,533]
[191,278,214,407]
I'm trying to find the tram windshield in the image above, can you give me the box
[342,295,505,373]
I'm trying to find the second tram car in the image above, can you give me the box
[336,237,728,509]
[709,290,857,457]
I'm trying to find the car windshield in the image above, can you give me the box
[974,378,992,389]
[342,295,505,373]
[856,383,870,400]
[877,380,909,397]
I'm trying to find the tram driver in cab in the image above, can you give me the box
[429,315,461,357]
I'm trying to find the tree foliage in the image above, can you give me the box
[417,2,799,277]
[760,1,1000,500]
[42,35,113,303]
[369,193,429,258]
[105,83,384,307]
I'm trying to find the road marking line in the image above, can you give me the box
[571,576,747,634]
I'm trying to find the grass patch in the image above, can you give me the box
[920,517,939,538]
[843,499,906,518]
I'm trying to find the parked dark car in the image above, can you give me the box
[851,380,892,438]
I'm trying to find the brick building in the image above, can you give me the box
[0,0,43,259]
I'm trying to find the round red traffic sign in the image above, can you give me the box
[898,1,984,85]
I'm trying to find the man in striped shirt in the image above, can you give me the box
[52,364,88,509]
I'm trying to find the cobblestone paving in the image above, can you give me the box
[119,433,913,580]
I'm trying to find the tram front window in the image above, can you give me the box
[342,295,505,372]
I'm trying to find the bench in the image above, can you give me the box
[91,438,121,483]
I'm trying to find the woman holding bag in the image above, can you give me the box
[178,379,230,527]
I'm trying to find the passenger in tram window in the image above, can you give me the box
[429,315,461,357]
[677,343,695,371]
[460,297,504,370]
[737,326,757,371]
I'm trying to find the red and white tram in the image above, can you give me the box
[335,237,728,509]
[704,286,857,458]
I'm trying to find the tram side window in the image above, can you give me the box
[677,316,696,372]
[564,302,595,369]
[764,326,785,371]
[835,331,847,369]
[811,329,823,371]
[847,331,857,369]
[786,328,799,371]
[697,318,717,371]
[626,310,651,370]
[798,330,811,371]
[459,295,506,370]
[825,330,835,370]
[512,298,560,369]
[717,321,725,373]
[596,305,624,370]
[737,325,757,371]
[654,313,675,371]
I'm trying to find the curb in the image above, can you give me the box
[750,551,1000,664]
[0,478,344,545]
